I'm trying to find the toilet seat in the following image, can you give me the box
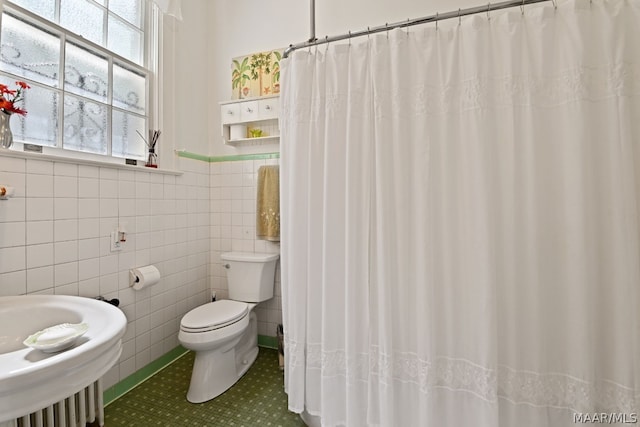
[181,300,248,333]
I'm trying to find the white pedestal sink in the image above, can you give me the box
[0,295,127,423]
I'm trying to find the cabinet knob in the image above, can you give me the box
[246,107,253,113]
[265,105,272,110]
[227,110,233,115]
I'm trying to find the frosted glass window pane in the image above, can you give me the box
[63,94,107,155]
[113,64,145,113]
[0,14,60,87]
[60,0,105,46]
[64,42,108,103]
[112,110,145,159]
[7,0,54,20]
[1,0,151,160]
[0,75,58,146]
[109,0,142,28]
[107,16,142,64]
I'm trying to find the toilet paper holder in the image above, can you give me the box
[0,185,15,200]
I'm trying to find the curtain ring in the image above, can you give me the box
[551,0,557,9]
[386,23,389,38]
[435,12,439,30]
[348,30,352,45]
[487,3,491,20]
[325,35,329,51]
[458,8,462,26]
[367,26,370,40]
[521,0,525,15]
[406,18,410,37]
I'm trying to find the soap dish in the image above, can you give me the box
[23,323,89,353]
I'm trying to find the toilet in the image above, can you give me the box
[178,252,279,403]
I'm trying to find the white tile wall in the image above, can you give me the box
[0,156,210,391]
[0,154,282,391]
[209,158,282,339]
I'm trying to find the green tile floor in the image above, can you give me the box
[105,348,306,427]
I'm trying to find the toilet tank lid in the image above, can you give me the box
[221,252,279,262]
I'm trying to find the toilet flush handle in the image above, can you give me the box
[224,264,230,269]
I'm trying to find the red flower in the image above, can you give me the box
[0,81,30,116]
[0,85,15,96]
[8,106,27,116]
[0,101,27,116]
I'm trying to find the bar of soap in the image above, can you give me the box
[37,325,77,345]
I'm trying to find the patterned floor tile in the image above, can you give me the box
[105,348,306,427]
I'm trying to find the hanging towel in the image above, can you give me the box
[256,165,280,241]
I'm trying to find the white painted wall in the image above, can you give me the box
[162,0,211,158]
[207,0,483,156]
[166,0,492,157]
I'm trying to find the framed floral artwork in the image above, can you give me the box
[231,49,283,99]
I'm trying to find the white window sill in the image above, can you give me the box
[0,145,182,175]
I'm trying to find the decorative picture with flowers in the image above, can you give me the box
[231,49,283,100]
[0,81,30,116]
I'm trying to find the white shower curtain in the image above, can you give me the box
[280,1,640,426]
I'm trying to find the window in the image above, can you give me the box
[0,0,153,160]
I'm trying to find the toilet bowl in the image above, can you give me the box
[178,300,257,403]
[178,252,279,403]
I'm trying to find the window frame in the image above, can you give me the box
[0,0,158,164]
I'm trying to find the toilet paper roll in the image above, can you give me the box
[130,265,161,290]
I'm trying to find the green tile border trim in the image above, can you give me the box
[176,150,211,162]
[209,152,280,163]
[176,150,280,163]
[104,345,189,406]
[258,334,279,349]
[103,336,280,405]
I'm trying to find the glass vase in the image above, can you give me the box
[0,111,13,149]
[145,147,157,168]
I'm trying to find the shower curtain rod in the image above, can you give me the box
[283,0,553,58]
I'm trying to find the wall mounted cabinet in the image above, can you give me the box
[220,95,279,144]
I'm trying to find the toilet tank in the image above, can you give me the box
[221,252,279,302]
